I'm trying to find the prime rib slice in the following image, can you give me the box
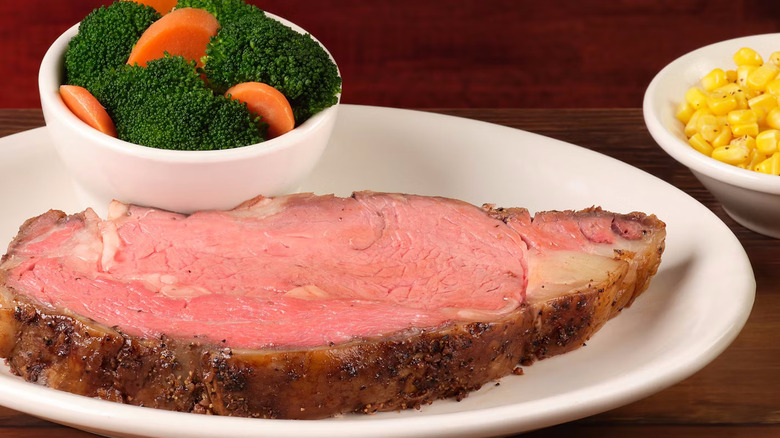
[0,191,665,419]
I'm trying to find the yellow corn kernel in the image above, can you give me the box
[684,108,712,137]
[766,79,780,97]
[736,90,749,109]
[729,134,757,150]
[770,51,780,66]
[706,90,738,115]
[731,123,759,137]
[756,152,780,175]
[697,114,721,142]
[755,109,769,126]
[734,47,763,66]
[748,93,778,116]
[685,86,708,109]
[712,141,750,165]
[746,148,767,171]
[753,108,772,126]
[712,83,747,102]
[684,116,699,138]
[767,107,780,129]
[689,133,713,156]
[715,83,741,94]
[712,124,733,147]
[702,68,729,91]
[738,148,766,170]
[716,83,750,109]
[676,101,696,124]
[737,65,758,89]
[726,69,738,83]
[715,82,744,95]
[727,109,757,125]
[756,129,780,155]
[743,134,757,150]
[747,63,780,92]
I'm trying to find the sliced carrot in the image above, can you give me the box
[123,0,177,15]
[225,82,296,139]
[59,85,117,137]
[126,8,219,68]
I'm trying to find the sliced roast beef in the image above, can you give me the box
[2,192,528,349]
[0,192,665,419]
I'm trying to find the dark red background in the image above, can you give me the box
[3,0,780,109]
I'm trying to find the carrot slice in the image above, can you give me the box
[126,8,219,68]
[225,82,296,139]
[59,85,117,137]
[123,0,177,15]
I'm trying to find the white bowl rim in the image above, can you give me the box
[39,11,341,164]
[643,32,780,195]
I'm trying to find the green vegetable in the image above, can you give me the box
[175,0,263,27]
[92,55,266,151]
[63,0,338,150]
[64,1,161,89]
[202,8,341,124]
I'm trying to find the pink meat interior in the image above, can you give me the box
[3,193,529,349]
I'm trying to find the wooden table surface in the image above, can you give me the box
[0,108,776,437]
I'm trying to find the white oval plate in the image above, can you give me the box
[0,105,755,438]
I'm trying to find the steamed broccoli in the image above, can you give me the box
[175,0,263,27]
[64,1,160,89]
[202,9,341,124]
[92,56,266,150]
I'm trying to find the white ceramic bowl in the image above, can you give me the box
[39,13,339,215]
[644,33,780,238]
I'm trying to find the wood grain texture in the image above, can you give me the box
[0,108,776,437]
[0,110,43,138]
[3,1,780,109]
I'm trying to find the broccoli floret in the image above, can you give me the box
[175,0,263,27]
[203,12,341,124]
[64,2,161,90]
[92,56,266,151]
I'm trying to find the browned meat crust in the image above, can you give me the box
[0,206,665,420]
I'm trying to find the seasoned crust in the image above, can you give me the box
[0,206,665,419]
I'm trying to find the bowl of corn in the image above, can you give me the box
[644,33,780,238]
